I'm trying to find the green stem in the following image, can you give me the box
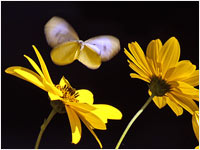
[115,94,155,149]
[34,109,57,149]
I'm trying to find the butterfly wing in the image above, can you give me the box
[85,35,120,62]
[44,16,79,48]
[50,41,81,66]
[77,44,101,69]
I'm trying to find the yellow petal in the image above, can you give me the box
[128,60,150,80]
[48,92,62,101]
[79,115,103,148]
[91,104,122,123]
[76,89,94,104]
[124,48,150,77]
[24,55,44,78]
[170,81,199,101]
[59,76,70,88]
[181,70,199,87]
[124,48,138,65]
[148,90,167,109]
[146,39,162,62]
[153,96,167,109]
[165,60,196,81]
[42,79,63,97]
[166,98,183,116]
[128,43,152,76]
[129,42,151,73]
[192,111,199,141]
[65,106,82,144]
[50,41,80,65]
[146,57,158,77]
[78,45,101,69]
[168,92,198,115]
[5,66,46,91]
[130,73,150,83]
[160,37,180,76]
[77,110,106,130]
[68,102,96,113]
[32,45,53,85]
[195,146,199,149]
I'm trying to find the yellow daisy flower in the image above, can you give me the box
[115,37,199,149]
[192,111,199,149]
[124,37,199,116]
[5,45,122,148]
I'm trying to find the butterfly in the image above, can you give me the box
[44,16,121,69]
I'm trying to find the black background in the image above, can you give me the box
[2,1,199,149]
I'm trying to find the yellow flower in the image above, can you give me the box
[5,45,122,148]
[192,111,199,148]
[124,37,199,116]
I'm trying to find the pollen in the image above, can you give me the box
[51,84,80,114]
[56,84,79,103]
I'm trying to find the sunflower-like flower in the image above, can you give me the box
[5,45,122,148]
[124,37,199,116]
[115,37,199,149]
[192,111,199,149]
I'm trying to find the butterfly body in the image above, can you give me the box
[45,16,120,69]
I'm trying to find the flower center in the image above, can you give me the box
[149,76,171,96]
[56,84,79,102]
[50,84,79,114]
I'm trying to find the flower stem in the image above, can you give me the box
[115,94,155,149]
[34,109,57,149]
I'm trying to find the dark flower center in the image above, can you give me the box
[149,76,171,96]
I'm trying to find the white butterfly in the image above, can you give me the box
[44,16,121,69]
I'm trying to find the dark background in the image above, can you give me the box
[1,1,199,149]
